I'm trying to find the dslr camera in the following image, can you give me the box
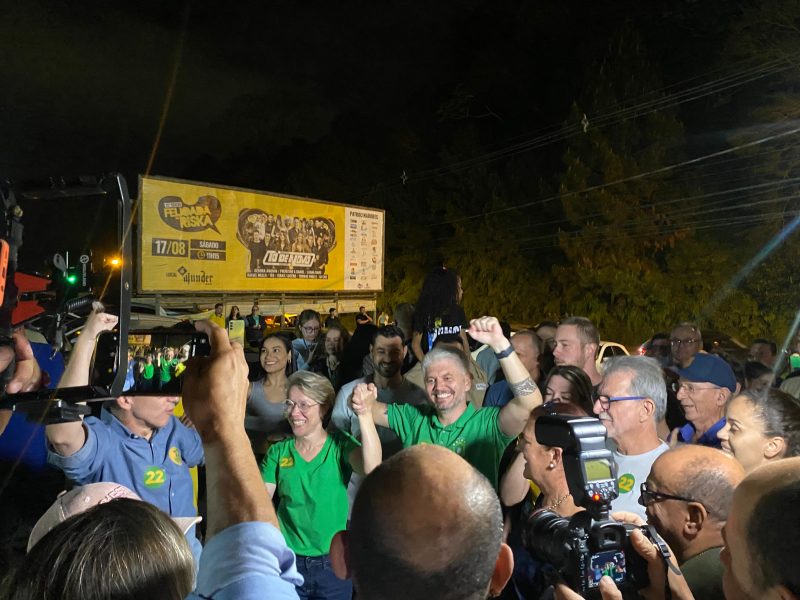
[524,414,669,598]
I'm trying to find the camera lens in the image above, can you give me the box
[524,509,573,567]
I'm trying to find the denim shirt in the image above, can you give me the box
[47,408,203,518]
[187,522,303,599]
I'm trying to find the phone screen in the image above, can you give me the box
[92,330,210,395]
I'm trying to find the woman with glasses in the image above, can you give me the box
[292,309,322,371]
[499,402,588,599]
[308,323,350,392]
[246,333,294,459]
[262,371,381,600]
[717,388,800,473]
[541,365,594,415]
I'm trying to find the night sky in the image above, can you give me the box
[2,1,738,194]
[3,0,797,338]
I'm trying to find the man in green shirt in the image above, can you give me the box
[370,315,542,486]
[157,348,180,390]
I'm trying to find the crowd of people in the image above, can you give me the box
[0,264,799,600]
[124,345,190,393]
[242,214,334,272]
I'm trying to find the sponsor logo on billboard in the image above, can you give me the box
[174,265,215,285]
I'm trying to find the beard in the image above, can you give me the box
[375,361,401,378]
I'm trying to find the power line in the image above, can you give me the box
[447,174,800,242]
[398,58,797,186]
[426,124,800,227]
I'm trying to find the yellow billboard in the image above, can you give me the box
[138,176,384,293]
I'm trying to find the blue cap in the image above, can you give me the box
[677,353,737,392]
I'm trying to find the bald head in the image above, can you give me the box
[652,445,744,521]
[349,445,503,600]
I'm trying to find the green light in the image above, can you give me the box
[65,273,78,284]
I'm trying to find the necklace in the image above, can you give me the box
[546,492,571,512]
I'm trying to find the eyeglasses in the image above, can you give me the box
[593,394,647,410]
[302,326,320,334]
[670,338,699,346]
[284,399,322,413]
[638,481,698,507]
[672,381,720,395]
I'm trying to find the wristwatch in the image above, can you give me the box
[494,345,514,360]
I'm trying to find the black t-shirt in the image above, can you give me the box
[415,304,469,354]
[355,313,372,326]
[248,240,268,270]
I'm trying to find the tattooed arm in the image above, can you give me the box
[467,316,543,437]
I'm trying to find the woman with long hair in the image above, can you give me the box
[262,371,381,599]
[411,266,468,362]
[718,387,800,473]
[276,231,290,252]
[292,309,322,371]
[309,323,350,392]
[245,333,294,457]
[541,364,595,415]
[226,305,243,327]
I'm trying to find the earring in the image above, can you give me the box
[548,462,555,469]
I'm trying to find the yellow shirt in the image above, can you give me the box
[209,314,226,328]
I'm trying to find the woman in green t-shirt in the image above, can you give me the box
[261,370,381,600]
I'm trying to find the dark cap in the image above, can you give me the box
[677,353,736,392]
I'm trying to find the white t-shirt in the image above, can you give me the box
[610,441,669,520]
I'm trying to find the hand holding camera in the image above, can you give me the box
[524,414,674,599]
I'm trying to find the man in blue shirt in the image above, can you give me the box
[45,310,204,558]
[14,320,303,599]
[483,329,543,407]
[675,353,737,448]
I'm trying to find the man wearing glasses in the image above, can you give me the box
[670,322,703,369]
[675,353,737,448]
[593,355,669,519]
[639,445,744,600]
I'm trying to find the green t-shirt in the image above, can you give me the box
[261,431,360,556]
[387,403,514,487]
[142,363,155,380]
[159,358,178,382]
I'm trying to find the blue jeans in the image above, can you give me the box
[295,554,352,600]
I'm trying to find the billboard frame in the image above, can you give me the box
[136,174,386,294]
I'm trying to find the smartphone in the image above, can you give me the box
[91,329,210,395]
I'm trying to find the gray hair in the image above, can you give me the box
[511,329,543,355]
[602,355,667,421]
[422,347,470,378]
[675,456,737,521]
[671,321,702,341]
